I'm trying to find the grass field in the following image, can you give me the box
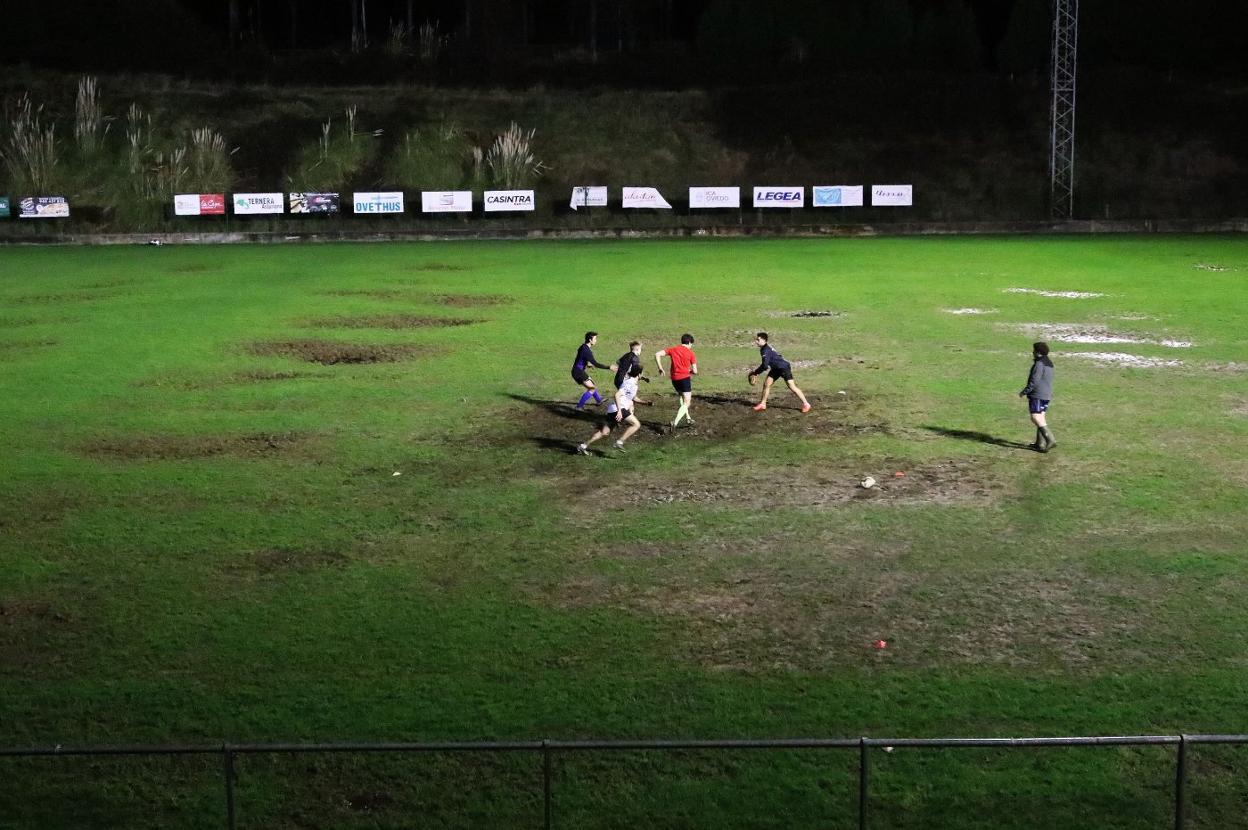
[2,236,1247,828]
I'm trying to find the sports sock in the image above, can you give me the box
[577,390,595,408]
[591,390,602,404]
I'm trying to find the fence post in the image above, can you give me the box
[543,739,553,830]
[858,738,869,830]
[1174,735,1188,830]
[222,746,237,830]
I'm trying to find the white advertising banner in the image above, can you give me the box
[421,191,472,213]
[689,186,740,209]
[569,186,608,210]
[812,185,864,207]
[354,192,406,214]
[753,187,804,208]
[232,192,284,215]
[174,194,202,216]
[483,190,536,212]
[622,186,672,209]
[871,184,913,206]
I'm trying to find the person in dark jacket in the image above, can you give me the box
[1019,341,1057,452]
[747,332,812,413]
[571,331,617,410]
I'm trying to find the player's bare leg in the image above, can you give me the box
[786,379,812,412]
[672,392,694,426]
[578,425,610,454]
[752,377,774,411]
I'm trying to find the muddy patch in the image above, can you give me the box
[942,308,997,315]
[246,548,349,575]
[135,370,333,390]
[322,289,409,300]
[1230,400,1248,417]
[765,309,846,319]
[82,431,308,461]
[305,314,478,330]
[1010,322,1193,348]
[0,338,57,352]
[1065,352,1184,368]
[0,600,72,625]
[8,290,118,305]
[1004,288,1105,299]
[248,339,422,365]
[434,293,513,307]
[171,263,220,274]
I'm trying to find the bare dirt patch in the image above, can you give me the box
[322,289,408,300]
[1004,288,1105,299]
[82,432,308,461]
[1065,352,1184,368]
[247,548,349,575]
[1231,400,1248,417]
[0,338,58,352]
[942,308,997,315]
[171,264,219,274]
[305,314,478,329]
[248,339,422,365]
[8,290,118,305]
[765,309,846,319]
[435,293,513,307]
[0,600,72,625]
[1010,322,1193,348]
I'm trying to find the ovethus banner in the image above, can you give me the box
[483,190,535,212]
[689,186,740,209]
[354,192,405,214]
[421,191,472,213]
[18,196,70,218]
[812,186,864,207]
[622,187,672,209]
[569,186,608,210]
[0,196,9,218]
[753,187,804,208]
[290,193,341,214]
[871,184,913,206]
[174,194,226,216]
[233,193,283,215]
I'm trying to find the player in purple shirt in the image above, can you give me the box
[572,331,617,409]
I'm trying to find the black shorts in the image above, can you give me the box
[601,409,632,430]
[571,368,591,385]
[671,377,692,394]
[768,365,794,382]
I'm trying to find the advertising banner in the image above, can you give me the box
[812,185,864,207]
[753,187,804,208]
[199,194,226,215]
[483,190,536,212]
[353,192,405,214]
[0,196,9,218]
[233,193,284,215]
[174,193,225,216]
[569,186,608,210]
[871,184,913,206]
[18,196,70,218]
[290,192,341,214]
[420,191,472,213]
[622,187,672,209]
[174,194,200,216]
[688,186,740,209]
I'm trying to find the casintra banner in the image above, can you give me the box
[871,185,913,206]
[420,191,472,213]
[812,186,864,207]
[233,193,283,215]
[483,190,535,212]
[753,187,804,208]
[354,192,405,214]
[689,186,740,209]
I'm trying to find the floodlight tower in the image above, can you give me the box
[1048,0,1079,218]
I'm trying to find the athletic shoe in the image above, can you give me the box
[800,403,812,413]
[752,403,767,412]
[613,441,627,453]
[575,444,590,456]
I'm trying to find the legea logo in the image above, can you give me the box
[758,191,801,201]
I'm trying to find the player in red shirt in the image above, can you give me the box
[655,333,698,429]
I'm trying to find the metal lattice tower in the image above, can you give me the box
[1048,0,1079,218]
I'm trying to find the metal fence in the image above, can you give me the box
[4,734,1247,829]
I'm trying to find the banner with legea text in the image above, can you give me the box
[353,192,405,214]
[233,193,283,215]
[689,186,740,209]
[871,185,913,206]
[753,187,804,208]
[812,186,864,207]
[421,191,472,213]
[483,190,535,212]
[622,187,672,209]
[569,186,608,210]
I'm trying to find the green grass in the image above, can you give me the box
[1,236,1247,828]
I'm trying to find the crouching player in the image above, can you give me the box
[577,363,644,455]
[747,332,812,412]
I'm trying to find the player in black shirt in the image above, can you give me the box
[572,331,616,409]
[747,332,812,413]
